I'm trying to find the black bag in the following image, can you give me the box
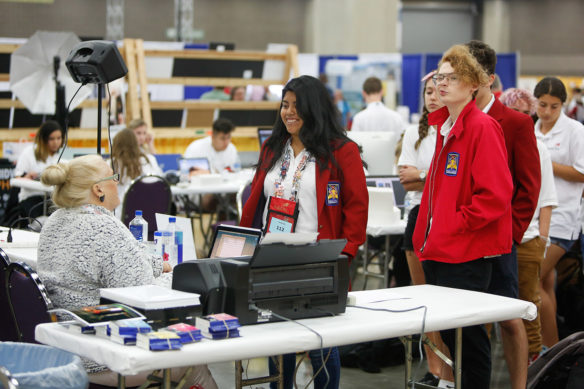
[527,332,584,389]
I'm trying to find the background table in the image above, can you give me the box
[0,228,39,268]
[36,285,536,388]
[171,169,253,252]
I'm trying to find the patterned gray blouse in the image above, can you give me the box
[37,204,167,373]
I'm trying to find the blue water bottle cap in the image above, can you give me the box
[169,217,176,223]
[135,210,143,216]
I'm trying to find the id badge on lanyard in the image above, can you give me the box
[265,196,299,233]
[265,145,311,234]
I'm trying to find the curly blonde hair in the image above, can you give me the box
[439,45,489,90]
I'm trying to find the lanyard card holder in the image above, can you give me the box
[265,196,299,234]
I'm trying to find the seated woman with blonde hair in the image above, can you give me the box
[37,155,217,388]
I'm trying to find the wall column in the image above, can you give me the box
[482,0,511,52]
[305,0,400,54]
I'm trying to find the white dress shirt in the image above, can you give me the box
[262,143,318,234]
[13,145,62,202]
[351,101,405,134]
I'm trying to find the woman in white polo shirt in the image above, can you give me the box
[13,120,63,218]
[534,77,584,347]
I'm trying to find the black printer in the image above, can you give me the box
[172,239,350,325]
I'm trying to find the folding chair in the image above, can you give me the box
[121,175,172,241]
[6,261,54,343]
[0,248,19,341]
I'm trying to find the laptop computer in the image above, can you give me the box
[178,157,211,176]
[365,175,406,209]
[208,224,263,259]
[257,128,273,149]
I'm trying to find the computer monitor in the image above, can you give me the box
[365,175,406,209]
[208,225,263,259]
[347,131,399,176]
[257,128,273,149]
[154,154,181,172]
[178,157,211,176]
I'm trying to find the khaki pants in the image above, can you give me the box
[517,237,546,355]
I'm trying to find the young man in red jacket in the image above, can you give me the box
[466,40,541,389]
[413,44,513,389]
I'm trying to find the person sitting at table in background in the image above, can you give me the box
[397,71,453,386]
[13,120,64,219]
[110,128,163,217]
[127,118,158,155]
[183,118,240,213]
[184,118,240,174]
[240,75,368,389]
[412,44,513,389]
[200,86,230,101]
[37,155,217,388]
[230,85,246,101]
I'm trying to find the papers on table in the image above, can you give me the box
[348,289,409,305]
[100,284,200,310]
[260,232,318,246]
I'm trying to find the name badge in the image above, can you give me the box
[326,182,340,206]
[267,217,293,233]
[445,152,460,176]
[265,196,299,234]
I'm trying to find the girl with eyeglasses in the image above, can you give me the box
[397,73,452,386]
[411,45,513,389]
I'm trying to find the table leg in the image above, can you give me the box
[363,236,370,289]
[384,235,391,288]
[235,360,243,389]
[117,374,126,389]
[235,356,284,388]
[162,368,172,389]
[454,327,462,389]
[403,335,412,388]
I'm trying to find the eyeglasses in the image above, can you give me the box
[95,173,120,184]
[432,73,461,85]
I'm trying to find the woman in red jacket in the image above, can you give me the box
[240,75,368,389]
[412,45,513,389]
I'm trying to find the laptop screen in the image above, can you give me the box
[257,128,273,149]
[208,225,263,259]
[365,175,406,208]
[178,157,211,176]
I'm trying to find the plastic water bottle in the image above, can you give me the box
[154,231,163,258]
[129,210,148,242]
[162,231,173,265]
[166,217,183,266]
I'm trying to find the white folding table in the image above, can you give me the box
[36,285,536,389]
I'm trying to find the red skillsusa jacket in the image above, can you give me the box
[412,101,513,264]
[240,139,368,259]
